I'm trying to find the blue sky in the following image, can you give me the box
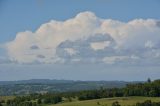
[0,0,160,81]
[1,0,160,43]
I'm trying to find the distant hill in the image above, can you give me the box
[0,79,143,96]
[0,79,75,85]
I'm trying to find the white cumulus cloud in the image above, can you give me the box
[103,56,129,64]
[90,41,111,51]
[4,11,160,65]
[64,48,77,56]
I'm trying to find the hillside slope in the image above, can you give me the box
[49,97,160,106]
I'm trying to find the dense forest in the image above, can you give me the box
[75,79,160,100]
[0,79,160,106]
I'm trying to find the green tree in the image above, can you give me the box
[53,96,62,104]
[147,78,151,83]
[0,103,2,106]
[144,100,152,106]
[149,89,157,97]
[112,101,121,106]
[37,98,42,104]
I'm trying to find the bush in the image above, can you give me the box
[37,98,42,104]
[112,101,121,106]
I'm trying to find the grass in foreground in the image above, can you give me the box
[48,97,160,106]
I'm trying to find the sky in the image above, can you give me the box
[0,0,160,81]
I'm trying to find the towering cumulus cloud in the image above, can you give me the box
[5,11,160,65]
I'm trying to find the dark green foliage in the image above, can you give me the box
[0,100,5,104]
[41,94,62,104]
[97,101,100,105]
[112,101,121,106]
[147,78,151,83]
[53,96,62,104]
[67,97,72,102]
[5,94,62,106]
[37,98,41,104]
[78,88,124,100]
[6,99,38,106]
[124,79,160,97]
[77,79,160,100]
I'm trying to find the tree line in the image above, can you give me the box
[77,79,160,100]
[1,94,62,106]
[0,79,160,106]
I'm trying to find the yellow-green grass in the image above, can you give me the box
[48,97,160,106]
[0,96,15,101]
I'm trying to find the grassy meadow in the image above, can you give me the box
[0,96,15,102]
[48,97,160,106]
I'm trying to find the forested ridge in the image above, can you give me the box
[0,79,160,106]
[0,80,130,96]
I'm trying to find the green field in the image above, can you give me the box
[0,96,15,101]
[1,96,160,106]
[48,97,160,106]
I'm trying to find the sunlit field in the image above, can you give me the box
[48,97,160,106]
